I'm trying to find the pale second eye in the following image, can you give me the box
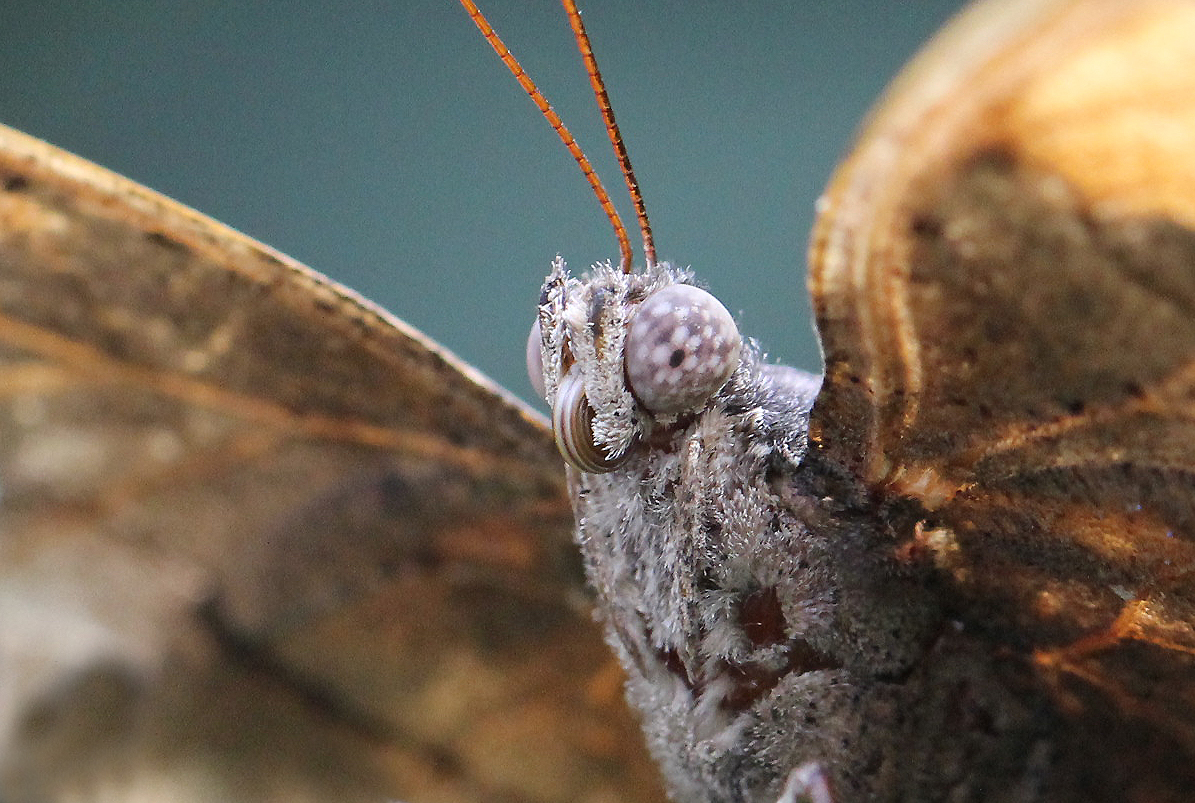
[526,317,546,399]
[624,283,742,414]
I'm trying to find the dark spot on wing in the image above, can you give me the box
[145,230,189,253]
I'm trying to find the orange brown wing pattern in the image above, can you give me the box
[808,0,1195,792]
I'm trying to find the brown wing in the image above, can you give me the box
[0,124,664,803]
[808,0,1195,789]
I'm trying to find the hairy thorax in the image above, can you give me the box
[568,353,945,802]
[532,258,1192,803]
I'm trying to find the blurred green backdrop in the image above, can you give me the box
[0,1,964,405]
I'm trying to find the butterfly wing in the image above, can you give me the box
[0,124,663,803]
[808,0,1195,793]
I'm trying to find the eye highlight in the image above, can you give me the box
[526,317,546,399]
[624,283,741,414]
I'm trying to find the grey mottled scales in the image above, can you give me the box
[538,263,908,801]
[570,343,933,801]
[537,262,1077,802]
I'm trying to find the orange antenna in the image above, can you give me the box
[458,0,633,271]
[561,0,655,268]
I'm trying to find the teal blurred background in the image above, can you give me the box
[0,1,964,405]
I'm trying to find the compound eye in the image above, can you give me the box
[526,318,546,399]
[552,367,630,473]
[624,284,741,414]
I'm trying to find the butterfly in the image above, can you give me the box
[4,0,1195,802]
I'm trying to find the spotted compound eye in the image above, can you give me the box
[624,283,742,414]
[526,317,546,399]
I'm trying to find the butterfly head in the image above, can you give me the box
[528,257,742,473]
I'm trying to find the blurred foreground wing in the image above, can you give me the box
[0,124,663,803]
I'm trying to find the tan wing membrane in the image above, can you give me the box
[808,0,1195,795]
[0,125,664,803]
[810,0,1195,487]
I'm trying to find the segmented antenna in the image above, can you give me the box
[458,0,654,272]
[560,0,655,268]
